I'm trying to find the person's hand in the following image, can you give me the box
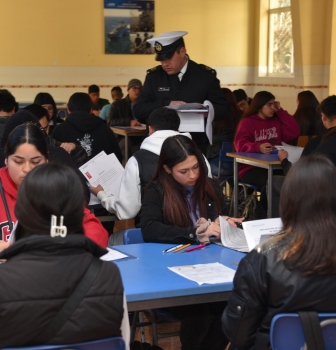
[204,221,221,238]
[130,120,142,127]
[60,142,76,153]
[92,110,100,117]
[169,101,186,106]
[274,101,281,111]
[0,240,10,253]
[90,184,104,196]
[278,149,289,161]
[259,143,273,154]
[222,216,245,228]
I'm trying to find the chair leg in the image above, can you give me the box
[148,309,159,346]
[130,311,139,344]
[138,311,146,343]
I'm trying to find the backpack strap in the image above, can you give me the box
[35,258,103,344]
[298,311,326,350]
[0,178,13,233]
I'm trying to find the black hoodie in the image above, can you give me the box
[52,111,123,162]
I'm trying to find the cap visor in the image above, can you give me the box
[155,50,175,61]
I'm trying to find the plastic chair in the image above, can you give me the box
[2,336,126,350]
[122,229,180,346]
[270,313,336,350]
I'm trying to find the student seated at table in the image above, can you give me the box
[271,94,336,217]
[222,154,336,350]
[0,123,108,249]
[234,91,300,209]
[140,135,243,350]
[0,162,129,348]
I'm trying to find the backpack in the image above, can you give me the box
[237,193,266,221]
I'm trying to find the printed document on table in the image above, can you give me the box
[79,151,124,197]
[242,218,283,251]
[168,262,236,285]
[100,247,129,261]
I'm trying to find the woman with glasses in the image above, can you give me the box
[233,91,300,210]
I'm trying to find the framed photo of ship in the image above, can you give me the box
[104,0,155,54]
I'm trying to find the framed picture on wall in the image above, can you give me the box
[104,0,155,54]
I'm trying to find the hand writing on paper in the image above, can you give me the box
[130,120,142,127]
[278,149,289,161]
[169,101,186,106]
[90,184,104,196]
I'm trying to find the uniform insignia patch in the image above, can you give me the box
[158,87,170,91]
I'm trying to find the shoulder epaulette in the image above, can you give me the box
[146,65,162,74]
[199,64,216,74]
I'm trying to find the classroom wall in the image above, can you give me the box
[0,0,334,113]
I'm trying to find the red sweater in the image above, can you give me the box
[234,108,300,178]
[0,167,108,247]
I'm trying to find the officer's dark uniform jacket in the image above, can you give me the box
[222,236,336,350]
[0,235,124,347]
[134,59,229,153]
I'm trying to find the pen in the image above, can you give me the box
[184,243,208,253]
[173,244,191,253]
[163,244,184,253]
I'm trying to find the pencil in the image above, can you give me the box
[173,244,191,253]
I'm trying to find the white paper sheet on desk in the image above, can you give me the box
[79,151,124,197]
[168,262,236,285]
[100,247,129,261]
[242,218,283,251]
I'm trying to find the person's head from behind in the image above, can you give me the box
[147,108,180,134]
[111,86,123,101]
[67,92,93,114]
[23,104,50,134]
[127,79,142,102]
[319,95,336,128]
[296,90,319,110]
[279,154,336,275]
[15,163,85,240]
[34,92,57,121]
[0,89,17,116]
[88,85,100,104]
[4,123,48,187]
[233,89,249,113]
[244,91,276,120]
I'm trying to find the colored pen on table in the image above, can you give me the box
[173,244,191,253]
[184,243,208,253]
[163,244,184,253]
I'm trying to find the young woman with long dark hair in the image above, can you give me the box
[222,154,336,350]
[0,163,129,348]
[234,91,300,208]
[140,135,243,350]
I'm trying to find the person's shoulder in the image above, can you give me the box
[190,60,217,75]
[146,65,163,75]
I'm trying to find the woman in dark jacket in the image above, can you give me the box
[222,154,336,350]
[0,163,129,348]
[140,135,243,244]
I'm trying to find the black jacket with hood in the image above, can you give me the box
[52,111,123,161]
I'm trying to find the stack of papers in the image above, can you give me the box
[215,217,283,252]
[168,262,236,285]
[79,151,124,205]
[275,142,303,163]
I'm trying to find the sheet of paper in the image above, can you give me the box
[218,216,249,252]
[281,142,304,164]
[177,112,205,132]
[88,192,100,206]
[168,262,236,285]
[100,247,129,261]
[242,218,283,251]
[79,151,124,197]
[167,102,207,111]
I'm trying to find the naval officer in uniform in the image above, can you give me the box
[133,31,229,154]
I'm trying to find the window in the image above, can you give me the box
[268,0,294,75]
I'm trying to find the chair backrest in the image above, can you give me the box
[271,313,336,350]
[219,142,234,162]
[2,336,126,350]
[123,228,145,245]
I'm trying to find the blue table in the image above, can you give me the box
[226,152,281,218]
[113,243,246,312]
